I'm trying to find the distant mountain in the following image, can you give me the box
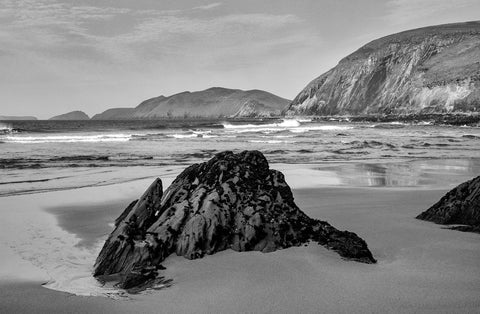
[92,87,290,120]
[285,21,480,116]
[49,111,89,120]
[90,108,135,120]
[0,115,37,120]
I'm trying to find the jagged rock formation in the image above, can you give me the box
[94,151,375,289]
[285,21,480,116]
[417,175,480,232]
[92,87,289,119]
[49,110,89,120]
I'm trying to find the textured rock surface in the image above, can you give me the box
[285,21,480,116]
[49,111,89,120]
[417,175,480,228]
[94,151,375,288]
[92,87,289,119]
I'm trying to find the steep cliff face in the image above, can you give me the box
[94,151,375,289]
[92,88,289,119]
[49,110,89,120]
[286,21,480,116]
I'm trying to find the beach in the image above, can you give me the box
[1,162,479,313]
[2,3,480,312]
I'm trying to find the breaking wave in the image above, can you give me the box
[3,134,133,143]
[0,122,13,134]
[222,119,301,129]
[222,119,353,134]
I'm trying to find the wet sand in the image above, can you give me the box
[1,166,480,313]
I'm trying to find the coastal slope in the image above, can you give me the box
[92,87,290,119]
[49,111,89,120]
[285,21,480,116]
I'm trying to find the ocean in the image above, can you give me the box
[1,118,480,196]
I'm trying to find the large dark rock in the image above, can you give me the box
[94,151,376,289]
[417,175,480,229]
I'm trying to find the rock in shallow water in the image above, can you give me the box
[417,175,480,229]
[94,150,376,289]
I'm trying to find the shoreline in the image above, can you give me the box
[2,158,479,197]
[1,164,480,313]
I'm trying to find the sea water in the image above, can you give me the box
[1,118,480,196]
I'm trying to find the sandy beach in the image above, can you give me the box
[2,2,480,312]
[1,163,479,313]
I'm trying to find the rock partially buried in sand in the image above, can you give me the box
[417,175,480,232]
[94,150,376,289]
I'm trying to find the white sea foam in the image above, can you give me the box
[166,130,216,139]
[3,133,132,143]
[248,140,289,144]
[223,119,301,129]
[417,121,433,126]
[0,122,13,133]
[289,125,353,133]
[1,192,125,298]
[296,118,313,122]
[167,134,198,139]
[222,119,353,135]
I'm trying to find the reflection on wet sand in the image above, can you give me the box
[318,158,480,188]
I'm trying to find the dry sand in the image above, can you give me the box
[1,165,479,313]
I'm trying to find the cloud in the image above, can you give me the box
[193,2,223,10]
[0,0,304,62]
[0,0,320,89]
[384,0,479,25]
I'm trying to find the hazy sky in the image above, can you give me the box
[1,0,479,118]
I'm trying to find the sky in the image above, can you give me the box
[1,0,479,118]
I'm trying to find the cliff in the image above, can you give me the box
[92,87,289,119]
[49,111,89,120]
[417,175,480,232]
[94,151,375,289]
[285,21,480,116]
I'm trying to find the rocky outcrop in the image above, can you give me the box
[94,151,375,289]
[49,110,89,120]
[417,175,480,231]
[92,87,289,119]
[285,21,480,116]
